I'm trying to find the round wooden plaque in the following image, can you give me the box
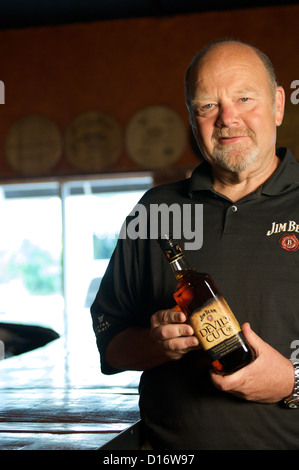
[64,111,122,172]
[125,105,187,169]
[5,115,62,176]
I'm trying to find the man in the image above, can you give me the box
[91,39,299,449]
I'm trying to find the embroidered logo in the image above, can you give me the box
[267,220,299,237]
[95,314,111,336]
[279,234,299,252]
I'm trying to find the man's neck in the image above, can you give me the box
[212,154,281,202]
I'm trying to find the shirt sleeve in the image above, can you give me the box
[90,235,145,375]
[90,188,183,375]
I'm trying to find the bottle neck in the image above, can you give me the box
[169,254,190,279]
[157,236,193,279]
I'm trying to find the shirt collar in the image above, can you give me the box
[260,147,299,195]
[188,147,299,198]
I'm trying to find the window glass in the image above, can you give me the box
[0,176,152,387]
[0,183,63,338]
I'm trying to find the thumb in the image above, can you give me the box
[241,322,262,355]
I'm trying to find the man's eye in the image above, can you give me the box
[194,103,216,116]
[240,97,249,102]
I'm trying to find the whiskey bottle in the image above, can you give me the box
[158,235,254,375]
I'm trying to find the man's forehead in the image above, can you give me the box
[193,43,266,78]
[191,50,269,94]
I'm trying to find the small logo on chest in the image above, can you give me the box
[279,234,299,252]
[266,221,299,252]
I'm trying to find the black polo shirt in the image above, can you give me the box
[91,147,299,449]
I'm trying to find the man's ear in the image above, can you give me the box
[275,86,285,127]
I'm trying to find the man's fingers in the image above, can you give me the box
[150,306,196,344]
[151,306,187,327]
[153,322,194,341]
[167,335,200,352]
[150,307,200,360]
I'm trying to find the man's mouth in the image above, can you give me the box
[217,135,248,145]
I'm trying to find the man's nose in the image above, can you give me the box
[216,104,240,128]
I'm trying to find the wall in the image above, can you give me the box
[0,4,298,181]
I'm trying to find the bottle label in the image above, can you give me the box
[189,295,243,361]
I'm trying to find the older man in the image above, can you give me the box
[91,40,299,449]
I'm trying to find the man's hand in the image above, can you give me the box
[150,306,200,361]
[210,322,295,403]
[105,306,200,371]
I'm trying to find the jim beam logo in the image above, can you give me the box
[267,220,299,252]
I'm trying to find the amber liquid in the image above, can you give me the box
[173,269,254,375]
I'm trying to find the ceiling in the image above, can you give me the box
[0,0,298,30]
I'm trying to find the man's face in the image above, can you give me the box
[189,44,285,174]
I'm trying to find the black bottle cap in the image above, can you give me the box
[157,234,173,250]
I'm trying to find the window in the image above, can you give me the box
[0,175,152,387]
[0,182,63,335]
